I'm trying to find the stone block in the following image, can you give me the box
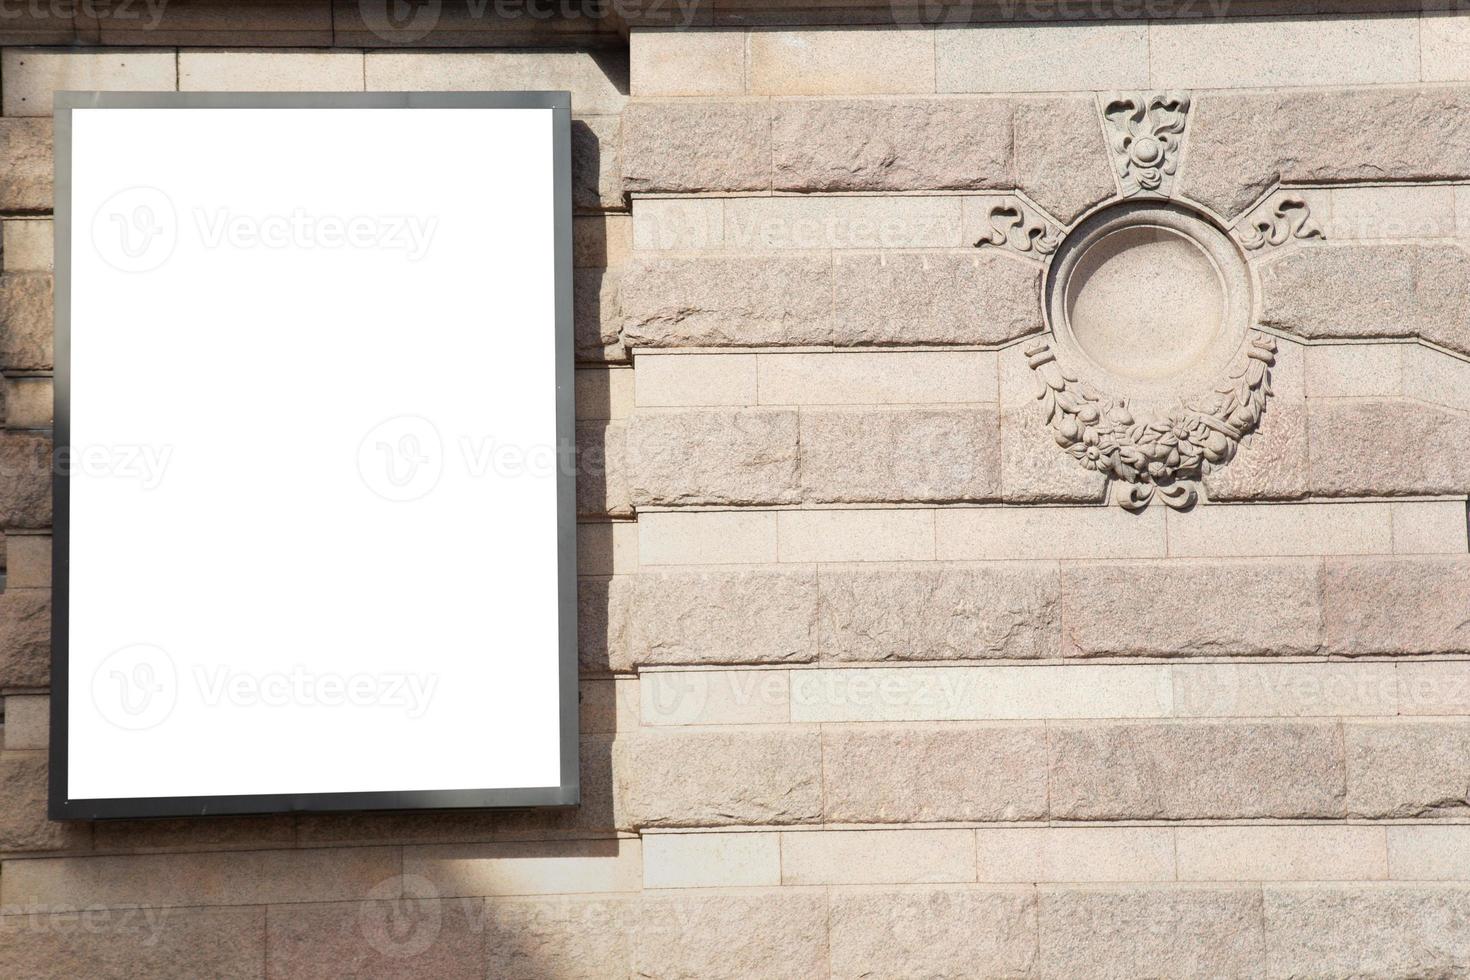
[630,29,744,96]
[1202,334,1309,502]
[631,198,724,250]
[0,273,53,371]
[641,669,790,726]
[626,409,800,506]
[1048,720,1345,820]
[1012,96,1119,225]
[574,266,623,362]
[817,563,1061,662]
[1327,185,1457,239]
[1423,11,1470,83]
[641,831,781,888]
[1164,501,1392,558]
[821,724,1049,823]
[777,510,936,563]
[937,23,1147,93]
[4,378,52,429]
[622,100,770,193]
[90,814,295,853]
[615,729,822,828]
[1260,243,1470,356]
[3,846,401,908]
[3,693,47,749]
[1388,826,1470,880]
[829,887,1037,980]
[180,51,364,91]
[620,254,833,349]
[936,506,1165,560]
[0,589,50,688]
[1344,720,1470,818]
[631,891,828,980]
[781,828,976,885]
[799,407,1001,503]
[1309,399,1470,497]
[1399,662,1470,716]
[637,510,777,566]
[1,219,52,272]
[404,838,641,898]
[725,194,964,249]
[484,895,632,980]
[1324,556,1470,656]
[578,575,630,673]
[578,677,637,735]
[1182,88,1470,219]
[1303,342,1403,399]
[1264,884,1470,979]
[1039,885,1265,979]
[1,49,177,116]
[976,827,1176,883]
[758,350,995,405]
[1150,16,1417,89]
[0,906,264,980]
[1060,558,1324,658]
[999,347,1109,502]
[1175,825,1388,882]
[749,28,934,96]
[772,98,1010,192]
[573,213,631,269]
[1170,661,1398,719]
[0,751,86,853]
[0,432,52,529]
[574,366,634,421]
[0,119,51,212]
[629,568,818,665]
[571,115,623,212]
[634,353,758,408]
[267,898,485,980]
[576,420,630,518]
[364,52,626,113]
[832,252,1043,345]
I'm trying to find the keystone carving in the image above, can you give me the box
[1103,92,1191,197]
[1238,195,1323,251]
[1026,332,1277,511]
[974,201,1061,256]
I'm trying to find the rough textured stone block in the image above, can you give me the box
[0,432,52,529]
[1259,243,1470,357]
[822,725,1049,823]
[0,589,50,688]
[1308,399,1470,497]
[574,266,624,362]
[0,119,52,212]
[629,568,818,665]
[578,575,629,673]
[799,407,1001,502]
[1183,88,1470,219]
[616,730,822,828]
[0,905,263,980]
[1,218,53,273]
[1201,338,1308,502]
[1324,556,1470,656]
[632,892,828,980]
[1344,721,1470,818]
[620,254,833,349]
[626,409,800,506]
[4,377,52,429]
[485,896,632,979]
[1264,884,1470,979]
[818,563,1061,662]
[0,752,87,852]
[829,887,1037,980]
[1060,558,1323,658]
[267,898,485,980]
[772,98,1010,192]
[1013,96,1117,224]
[1049,721,1345,820]
[0,273,53,371]
[832,253,1043,346]
[572,115,623,212]
[576,420,630,518]
[1039,885,1265,979]
[622,101,770,193]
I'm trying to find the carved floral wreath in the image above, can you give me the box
[1025,333,1277,511]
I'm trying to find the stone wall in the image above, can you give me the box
[3,8,1470,978]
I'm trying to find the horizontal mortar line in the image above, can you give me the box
[633,496,1467,513]
[632,655,1470,670]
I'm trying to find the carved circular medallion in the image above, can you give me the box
[1045,201,1251,402]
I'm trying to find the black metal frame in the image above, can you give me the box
[48,91,579,820]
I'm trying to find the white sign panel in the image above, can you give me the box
[52,94,576,818]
